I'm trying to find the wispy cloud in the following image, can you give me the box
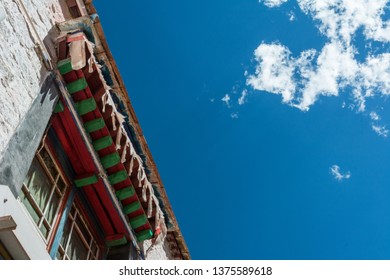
[238,89,248,105]
[330,165,351,181]
[260,0,288,8]
[221,94,231,106]
[369,111,380,121]
[372,124,389,137]
[287,11,295,21]
[250,0,390,113]
[230,112,239,119]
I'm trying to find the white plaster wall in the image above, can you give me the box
[0,0,64,159]
[143,239,173,260]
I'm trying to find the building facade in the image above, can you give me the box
[0,0,189,260]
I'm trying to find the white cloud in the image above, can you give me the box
[238,89,248,105]
[358,53,390,97]
[330,165,351,181]
[297,0,390,44]
[287,11,296,21]
[247,42,361,111]
[249,0,390,114]
[370,111,380,121]
[260,0,289,8]
[231,112,239,119]
[247,43,296,103]
[296,42,358,110]
[221,94,231,106]
[372,124,389,137]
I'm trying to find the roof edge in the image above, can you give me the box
[84,2,190,259]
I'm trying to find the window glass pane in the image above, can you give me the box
[39,223,49,238]
[21,151,68,244]
[57,177,66,194]
[19,191,40,223]
[91,242,97,255]
[59,205,99,260]
[69,206,76,218]
[56,248,64,260]
[25,159,51,210]
[60,219,71,248]
[39,148,58,179]
[45,191,60,224]
[90,242,99,260]
[66,230,88,260]
[75,216,91,245]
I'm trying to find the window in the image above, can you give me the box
[66,0,82,18]
[20,144,68,241]
[56,204,100,260]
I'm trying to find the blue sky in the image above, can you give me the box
[94,0,390,259]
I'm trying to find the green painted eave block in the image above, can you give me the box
[54,101,64,113]
[84,118,105,133]
[93,136,113,151]
[129,215,147,229]
[115,186,135,201]
[100,152,120,169]
[66,77,88,94]
[74,174,98,187]
[75,98,96,115]
[105,235,127,248]
[57,58,73,75]
[123,201,141,215]
[108,170,128,185]
[136,229,153,242]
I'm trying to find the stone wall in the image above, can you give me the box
[0,0,64,160]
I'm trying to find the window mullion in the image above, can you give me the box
[63,212,77,259]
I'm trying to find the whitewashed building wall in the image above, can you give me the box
[0,0,64,159]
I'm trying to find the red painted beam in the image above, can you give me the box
[52,106,116,236]
[56,35,154,240]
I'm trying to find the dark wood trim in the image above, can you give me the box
[0,241,12,260]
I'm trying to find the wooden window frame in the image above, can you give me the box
[19,143,69,245]
[57,202,100,260]
[66,0,82,18]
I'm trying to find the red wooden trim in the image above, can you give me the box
[52,99,131,237]
[55,33,155,243]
